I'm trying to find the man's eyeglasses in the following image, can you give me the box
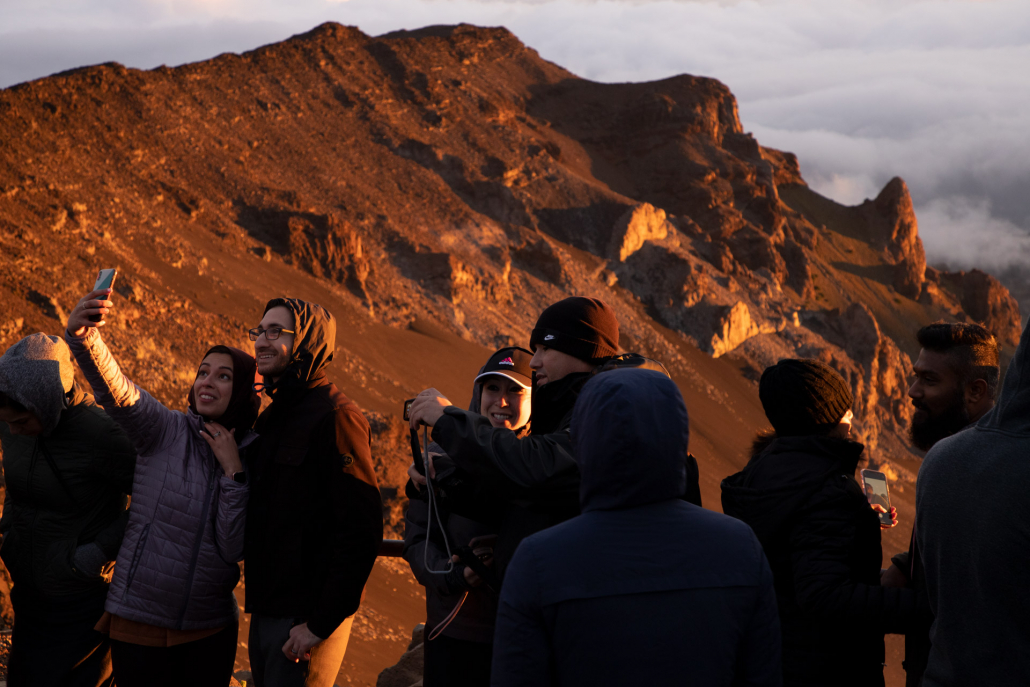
[248,326,295,341]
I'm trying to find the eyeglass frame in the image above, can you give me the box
[248,326,296,342]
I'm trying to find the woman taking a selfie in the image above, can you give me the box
[403,347,534,687]
[64,287,259,687]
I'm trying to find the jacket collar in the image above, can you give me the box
[529,370,591,435]
[762,434,865,474]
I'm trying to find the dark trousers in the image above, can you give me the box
[423,633,492,687]
[248,614,354,687]
[110,620,238,687]
[7,584,112,687]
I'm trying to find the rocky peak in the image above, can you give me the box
[935,268,1022,347]
[860,177,926,298]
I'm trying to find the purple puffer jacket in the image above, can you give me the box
[66,328,251,630]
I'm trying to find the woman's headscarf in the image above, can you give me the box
[187,345,260,441]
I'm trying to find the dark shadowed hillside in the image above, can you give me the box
[0,22,1020,685]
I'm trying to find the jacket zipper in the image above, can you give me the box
[175,462,218,629]
[122,522,151,598]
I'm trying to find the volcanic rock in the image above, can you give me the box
[376,624,425,687]
[609,203,669,262]
[858,178,926,299]
[937,268,1021,347]
[804,303,915,453]
[709,301,783,358]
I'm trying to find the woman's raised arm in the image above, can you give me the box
[65,288,177,455]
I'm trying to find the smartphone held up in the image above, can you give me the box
[89,269,117,323]
[860,469,892,527]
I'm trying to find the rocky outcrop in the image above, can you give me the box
[376,624,425,687]
[709,302,781,358]
[804,303,914,453]
[937,268,1022,347]
[609,203,669,262]
[365,411,416,538]
[859,178,926,298]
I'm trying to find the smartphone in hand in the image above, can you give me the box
[89,269,117,322]
[860,469,892,526]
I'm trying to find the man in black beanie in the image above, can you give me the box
[722,359,925,687]
[406,296,619,582]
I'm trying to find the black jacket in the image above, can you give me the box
[402,372,523,643]
[430,371,589,582]
[432,368,703,582]
[494,369,781,687]
[722,435,925,687]
[0,386,135,601]
[243,300,383,639]
[402,449,499,643]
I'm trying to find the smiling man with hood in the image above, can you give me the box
[0,333,135,687]
[915,319,1030,687]
[491,369,781,687]
[243,298,383,687]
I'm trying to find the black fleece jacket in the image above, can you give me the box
[0,386,135,601]
[430,371,588,581]
[722,435,927,687]
[431,369,702,582]
[243,300,383,639]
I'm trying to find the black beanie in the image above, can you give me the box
[759,359,853,437]
[529,297,619,362]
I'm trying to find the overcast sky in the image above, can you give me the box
[2,0,1028,274]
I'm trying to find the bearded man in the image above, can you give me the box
[884,322,999,687]
[908,323,999,451]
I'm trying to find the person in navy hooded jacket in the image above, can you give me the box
[491,369,781,687]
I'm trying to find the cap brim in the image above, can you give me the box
[474,371,532,389]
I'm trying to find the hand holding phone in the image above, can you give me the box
[66,269,117,336]
[89,269,117,322]
[860,469,895,527]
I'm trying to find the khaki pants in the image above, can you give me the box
[248,614,354,687]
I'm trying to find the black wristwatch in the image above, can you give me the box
[231,471,247,484]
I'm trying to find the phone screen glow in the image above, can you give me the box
[864,476,890,509]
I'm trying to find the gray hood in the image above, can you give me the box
[571,369,689,512]
[0,333,75,434]
[979,319,1030,435]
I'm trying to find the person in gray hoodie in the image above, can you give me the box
[0,333,136,687]
[64,287,259,687]
[916,318,1030,686]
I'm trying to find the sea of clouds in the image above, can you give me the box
[2,0,1029,276]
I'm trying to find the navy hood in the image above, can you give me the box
[571,369,689,512]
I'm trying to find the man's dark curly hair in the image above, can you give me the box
[917,322,1001,399]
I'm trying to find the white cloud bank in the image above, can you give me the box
[2,0,1029,274]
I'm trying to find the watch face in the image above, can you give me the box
[232,471,247,484]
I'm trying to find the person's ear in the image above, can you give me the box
[966,378,989,406]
